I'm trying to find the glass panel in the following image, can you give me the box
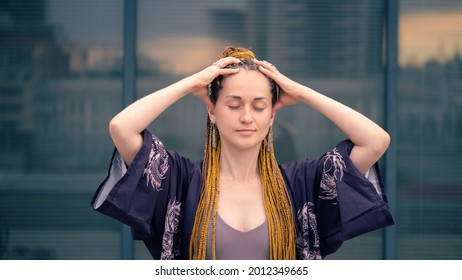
[0,0,123,259]
[136,0,386,259]
[397,0,462,259]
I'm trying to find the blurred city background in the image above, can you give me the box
[0,0,461,259]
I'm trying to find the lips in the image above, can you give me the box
[236,129,256,135]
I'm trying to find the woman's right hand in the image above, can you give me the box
[189,57,241,106]
[109,57,241,165]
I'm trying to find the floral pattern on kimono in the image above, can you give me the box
[92,130,394,259]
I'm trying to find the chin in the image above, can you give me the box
[235,141,263,151]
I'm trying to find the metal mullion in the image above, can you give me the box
[383,0,398,260]
[121,0,137,260]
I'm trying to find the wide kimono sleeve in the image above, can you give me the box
[91,129,197,255]
[282,139,394,259]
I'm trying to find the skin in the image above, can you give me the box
[209,69,274,231]
[109,56,390,232]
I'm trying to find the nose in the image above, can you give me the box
[239,106,253,124]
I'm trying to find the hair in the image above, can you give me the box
[189,46,296,260]
[208,47,280,106]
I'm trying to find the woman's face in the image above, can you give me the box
[208,69,275,152]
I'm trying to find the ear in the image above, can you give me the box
[269,111,276,126]
[207,104,216,123]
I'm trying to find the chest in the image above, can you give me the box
[217,179,266,232]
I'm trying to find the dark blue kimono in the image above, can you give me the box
[91,130,394,259]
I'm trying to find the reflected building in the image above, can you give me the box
[0,0,68,170]
[33,79,120,171]
[2,0,460,172]
[399,55,462,151]
[244,0,386,157]
[0,0,120,172]
[0,0,461,260]
[248,0,384,79]
[209,8,247,47]
[398,54,462,184]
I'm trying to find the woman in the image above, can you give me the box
[92,46,394,260]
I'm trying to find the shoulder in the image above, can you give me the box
[279,157,321,195]
[280,158,320,178]
[142,129,201,187]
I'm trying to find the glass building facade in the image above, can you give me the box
[0,0,461,259]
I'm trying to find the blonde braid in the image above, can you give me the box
[259,128,296,259]
[190,46,296,260]
[189,117,220,259]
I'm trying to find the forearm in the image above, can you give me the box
[109,76,195,164]
[110,76,195,136]
[299,86,386,145]
[109,56,241,165]
[255,59,389,172]
[298,86,390,172]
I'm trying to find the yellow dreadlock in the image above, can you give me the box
[189,47,296,260]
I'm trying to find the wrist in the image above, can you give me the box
[297,85,316,103]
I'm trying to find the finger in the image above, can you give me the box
[206,59,240,82]
[262,60,278,71]
[212,61,222,68]
[207,67,239,82]
[212,57,242,69]
[220,67,240,74]
[256,63,277,80]
[254,59,278,72]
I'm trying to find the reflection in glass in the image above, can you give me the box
[136,0,386,259]
[2,0,459,260]
[0,0,123,259]
[398,0,462,259]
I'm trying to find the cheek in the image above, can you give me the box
[255,116,273,131]
[269,110,276,126]
[265,112,275,126]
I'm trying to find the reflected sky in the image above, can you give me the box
[46,0,462,72]
[47,0,245,42]
[399,10,462,66]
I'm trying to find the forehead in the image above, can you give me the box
[220,70,272,98]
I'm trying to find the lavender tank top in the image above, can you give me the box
[206,214,269,260]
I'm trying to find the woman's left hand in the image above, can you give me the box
[254,59,304,112]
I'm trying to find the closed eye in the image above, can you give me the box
[252,101,269,112]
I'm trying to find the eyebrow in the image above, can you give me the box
[224,95,270,101]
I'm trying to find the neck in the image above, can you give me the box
[219,145,261,181]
